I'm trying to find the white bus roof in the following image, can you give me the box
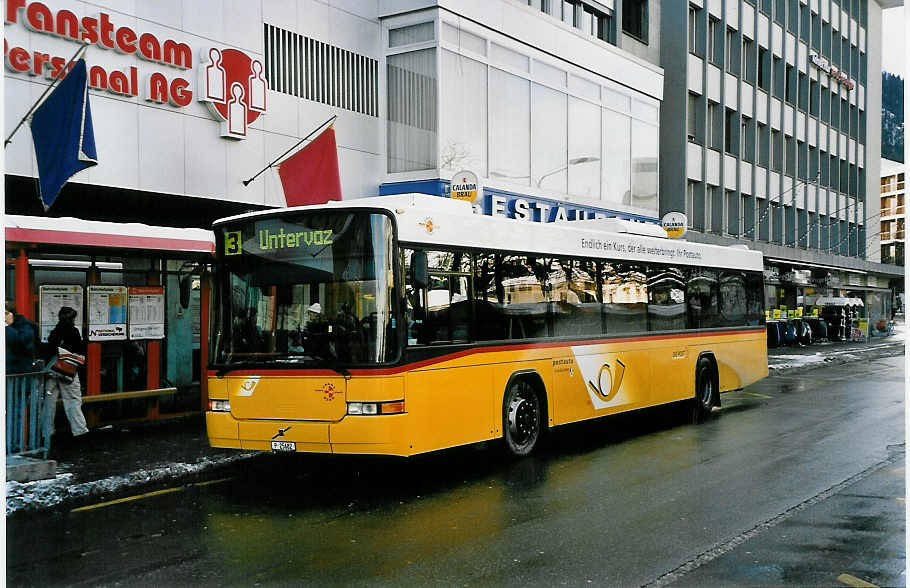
[213,194,763,272]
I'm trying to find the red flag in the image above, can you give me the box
[277,126,342,206]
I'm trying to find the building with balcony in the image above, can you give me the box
[879,158,904,266]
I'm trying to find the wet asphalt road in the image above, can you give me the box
[7,355,905,587]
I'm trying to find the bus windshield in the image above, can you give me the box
[214,212,398,366]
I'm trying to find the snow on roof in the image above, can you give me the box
[5,215,215,254]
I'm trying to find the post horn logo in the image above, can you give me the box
[587,359,626,403]
[199,47,267,140]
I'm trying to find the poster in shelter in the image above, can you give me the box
[129,286,165,339]
[39,285,84,342]
[87,286,128,341]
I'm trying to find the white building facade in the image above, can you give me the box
[5,0,663,226]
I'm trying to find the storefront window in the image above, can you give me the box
[631,119,658,213]
[531,83,568,192]
[440,50,487,174]
[490,68,531,185]
[568,97,601,200]
[602,109,631,205]
[387,49,437,173]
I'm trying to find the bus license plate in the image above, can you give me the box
[271,441,296,452]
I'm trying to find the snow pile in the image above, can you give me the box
[6,452,256,515]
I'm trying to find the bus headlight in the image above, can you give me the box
[347,400,405,415]
[209,399,231,412]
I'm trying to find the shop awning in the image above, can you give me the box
[5,215,215,255]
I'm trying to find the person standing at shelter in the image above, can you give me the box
[5,301,38,374]
[44,307,88,438]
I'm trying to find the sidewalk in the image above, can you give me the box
[6,327,906,515]
[767,320,905,372]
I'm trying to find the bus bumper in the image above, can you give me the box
[206,411,411,456]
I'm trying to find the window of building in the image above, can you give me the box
[799,3,809,41]
[687,182,696,227]
[705,187,714,232]
[785,136,795,175]
[387,47,437,173]
[741,118,751,161]
[622,0,648,43]
[758,122,769,167]
[490,68,530,184]
[773,57,784,100]
[758,47,770,90]
[785,64,796,104]
[687,93,698,140]
[689,5,698,54]
[562,0,577,27]
[772,129,782,172]
[725,109,736,155]
[708,18,721,65]
[787,0,798,33]
[811,14,820,50]
[726,28,738,73]
[774,0,785,24]
[743,38,755,83]
[707,102,720,150]
[809,80,819,116]
[798,73,808,111]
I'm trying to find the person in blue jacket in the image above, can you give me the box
[5,301,38,374]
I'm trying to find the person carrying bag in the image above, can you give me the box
[44,306,89,439]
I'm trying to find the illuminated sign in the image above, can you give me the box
[257,227,333,250]
[808,51,855,91]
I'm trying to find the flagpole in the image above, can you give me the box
[242,114,337,186]
[5,43,89,148]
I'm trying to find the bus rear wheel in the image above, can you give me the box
[693,357,716,423]
[502,378,541,456]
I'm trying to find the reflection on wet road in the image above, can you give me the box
[7,356,904,586]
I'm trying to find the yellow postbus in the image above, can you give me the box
[206,194,766,456]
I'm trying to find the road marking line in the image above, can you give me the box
[837,573,878,587]
[739,391,773,399]
[71,478,234,512]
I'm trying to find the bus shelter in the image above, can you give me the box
[5,215,214,425]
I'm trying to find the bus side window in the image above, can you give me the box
[686,268,720,329]
[602,262,648,334]
[403,248,425,345]
[647,265,686,332]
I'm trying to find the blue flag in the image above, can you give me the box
[29,58,98,210]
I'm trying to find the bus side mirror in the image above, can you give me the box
[411,250,428,289]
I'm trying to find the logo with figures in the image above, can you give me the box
[199,47,267,139]
[320,383,338,401]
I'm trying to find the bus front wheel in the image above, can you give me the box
[502,378,541,456]
[693,356,717,423]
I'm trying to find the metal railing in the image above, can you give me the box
[6,372,52,459]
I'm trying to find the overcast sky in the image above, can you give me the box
[881,7,905,76]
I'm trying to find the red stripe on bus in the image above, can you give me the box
[211,327,765,378]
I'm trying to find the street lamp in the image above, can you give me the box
[489,156,600,186]
[536,156,600,187]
